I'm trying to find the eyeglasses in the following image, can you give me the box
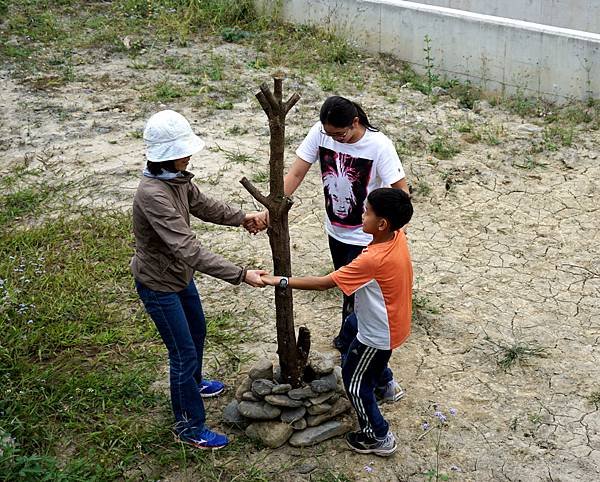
[320,126,351,140]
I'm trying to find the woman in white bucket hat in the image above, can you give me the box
[131,110,266,450]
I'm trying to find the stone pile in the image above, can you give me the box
[223,352,353,448]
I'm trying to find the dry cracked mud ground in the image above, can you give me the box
[1,37,599,481]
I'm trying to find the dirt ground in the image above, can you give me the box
[1,37,600,481]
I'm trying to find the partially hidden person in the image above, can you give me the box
[261,188,413,456]
[131,110,266,450]
[249,95,410,402]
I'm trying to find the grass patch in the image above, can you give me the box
[141,80,195,102]
[413,292,440,321]
[484,336,547,371]
[0,175,261,479]
[429,134,460,160]
[587,391,600,408]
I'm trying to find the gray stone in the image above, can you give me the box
[249,358,273,380]
[308,391,336,405]
[308,351,337,375]
[280,406,306,423]
[235,376,252,401]
[271,383,292,394]
[306,398,352,426]
[252,379,275,396]
[238,401,281,420]
[245,421,293,448]
[292,418,307,430]
[241,391,261,401]
[273,365,282,383]
[307,403,332,415]
[334,366,345,393]
[222,400,249,429]
[296,461,318,474]
[517,123,543,135]
[288,419,353,447]
[310,372,338,394]
[431,86,448,96]
[288,386,318,400]
[264,394,304,408]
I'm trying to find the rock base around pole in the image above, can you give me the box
[222,351,354,448]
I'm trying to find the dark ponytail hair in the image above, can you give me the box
[319,96,378,132]
[146,160,177,175]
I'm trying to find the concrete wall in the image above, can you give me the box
[414,0,600,33]
[259,0,600,101]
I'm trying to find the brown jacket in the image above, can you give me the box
[130,172,247,291]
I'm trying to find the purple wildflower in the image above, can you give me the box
[421,421,430,431]
[434,411,447,423]
[449,408,458,416]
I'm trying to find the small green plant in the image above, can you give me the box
[251,170,269,183]
[588,391,600,407]
[413,292,439,321]
[220,27,252,43]
[455,121,474,133]
[512,156,546,170]
[216,144,258,164]
[429,134,460,160]
[423,34,438,95]
[484,336,547,371]
[227,125,249,136]
[450,80,480,109]
[414,180,432,197]
[318,69,337,91]
[142,81,189,102]
[205,54,225,81]
[543,124,574,149]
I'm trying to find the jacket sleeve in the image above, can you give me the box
[142,191,246,284]
[188,183,246,226]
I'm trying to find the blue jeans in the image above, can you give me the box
[342,338,392,438]
[135,279,207,435]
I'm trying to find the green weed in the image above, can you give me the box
[318,69,337,92]
[413,292,440,321]
[587,391,600,407]
[251,170,269,183]
[414,180,432,197]
[484,336,547,371]
[423,34,437,95]
[142,81,193,102]
[429,134,460,160]
[216,144,258,164]
[512,156,547,170]
[543,124,574,149]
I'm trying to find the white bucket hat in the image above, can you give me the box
[143,110,205,162]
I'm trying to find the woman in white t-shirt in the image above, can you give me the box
[255,96,409,352]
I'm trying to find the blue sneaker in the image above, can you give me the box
[175,427,229,450]
[199,379,224,398]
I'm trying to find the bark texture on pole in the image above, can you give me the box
[240,75,309,388]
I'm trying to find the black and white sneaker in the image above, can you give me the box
[345,430,397,456]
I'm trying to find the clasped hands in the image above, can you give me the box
[242,211,269,234]
[243,270,281,288]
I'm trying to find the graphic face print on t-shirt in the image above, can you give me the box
[319,146,373,228]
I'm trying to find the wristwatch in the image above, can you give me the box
[278,276,289,289]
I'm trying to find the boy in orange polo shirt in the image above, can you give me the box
[261,188,413,456]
